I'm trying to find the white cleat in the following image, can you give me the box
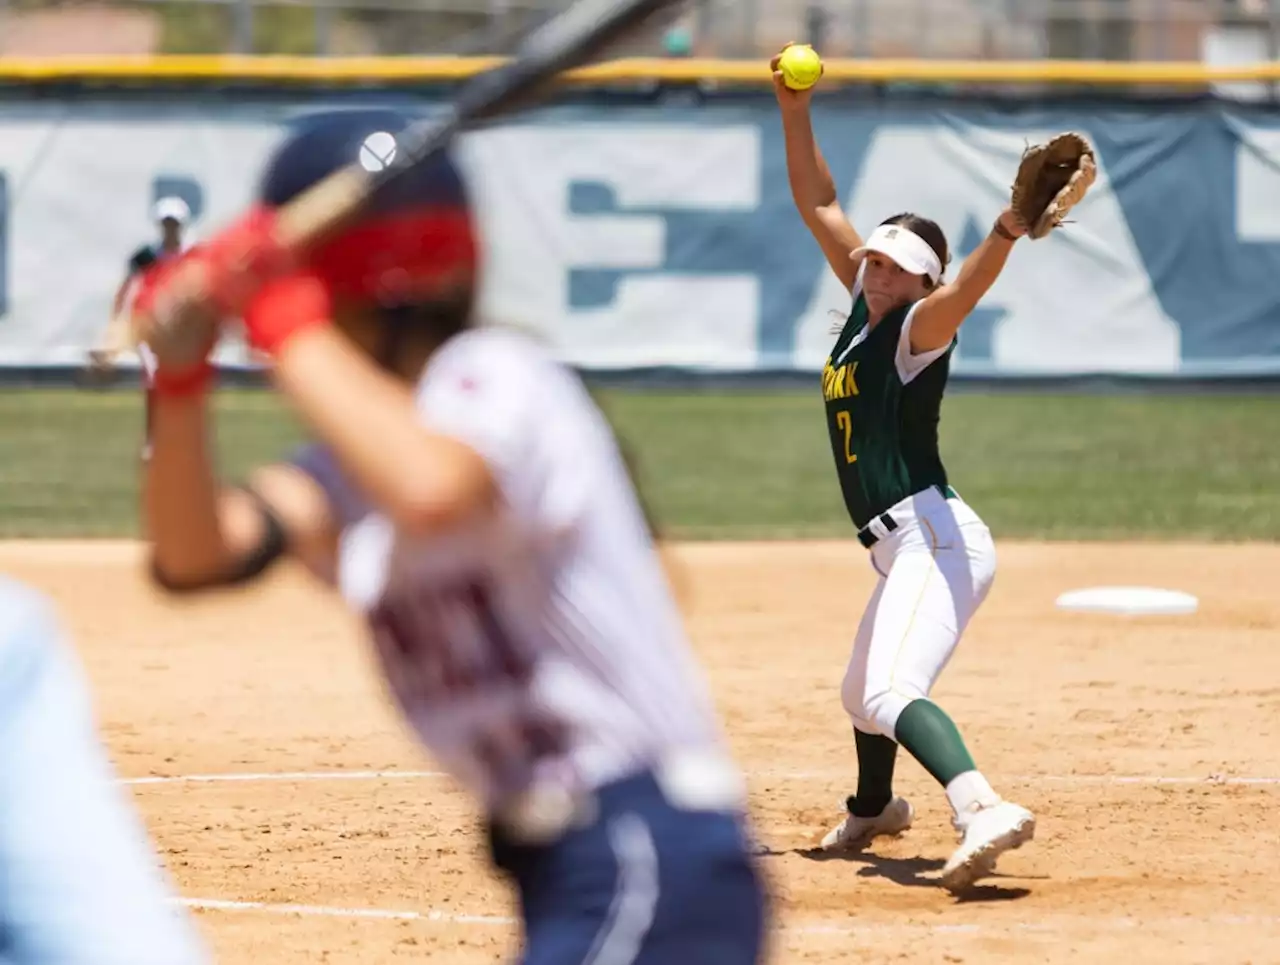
[819,796,914,852]
[940,800,1035,893]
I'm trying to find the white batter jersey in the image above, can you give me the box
[332,328,726,817]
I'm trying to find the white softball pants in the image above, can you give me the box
[0,578,208,965]
[841,487,997,739]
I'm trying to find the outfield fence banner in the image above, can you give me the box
[2,95,1279,377]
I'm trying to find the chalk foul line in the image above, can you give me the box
[179,897,1280,936]
[122,769,448,786]
[124,770,1280,787]
[183,897,512,926]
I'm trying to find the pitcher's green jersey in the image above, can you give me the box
[821,290,954,530]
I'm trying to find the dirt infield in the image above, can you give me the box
[2,539,1278,964]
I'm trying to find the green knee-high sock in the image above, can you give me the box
[893,699,977,787]
[849,728,898,817]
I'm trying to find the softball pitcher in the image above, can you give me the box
[772,45,1093,891]
[133,108,767,963]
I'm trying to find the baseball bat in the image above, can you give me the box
[125,0,688,354]
[275,0,690,251]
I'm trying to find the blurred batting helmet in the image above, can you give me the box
[259,108,478,308]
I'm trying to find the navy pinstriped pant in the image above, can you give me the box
[489,771,768,965]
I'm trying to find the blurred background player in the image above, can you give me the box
[771,44,1035,891]
[92,195,192,375]
[132,108,769,964]
[0,577,208,965]
[89,196,193,460]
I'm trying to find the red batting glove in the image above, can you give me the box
[241,271,334,359]
[132,252,218,400]
[150,362,216,399]
[199,205,296,318]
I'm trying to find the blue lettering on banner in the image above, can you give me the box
[565,178,764,313]
[560,112,869,365]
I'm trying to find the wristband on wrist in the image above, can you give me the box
[151,362,215,400]
[993,218,1019,241]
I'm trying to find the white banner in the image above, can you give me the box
[0,106,763,370]
[2,100,1280,375]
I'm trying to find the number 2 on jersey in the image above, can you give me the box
[835,411,857,464]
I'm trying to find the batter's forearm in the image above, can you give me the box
[144,400,242,588]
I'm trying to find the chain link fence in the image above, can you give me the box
[0,0,1277,61]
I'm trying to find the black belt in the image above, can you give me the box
[857,485,958,549]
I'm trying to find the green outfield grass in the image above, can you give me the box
[1,387,1277,540]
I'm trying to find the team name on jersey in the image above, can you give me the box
[822,359,860,402]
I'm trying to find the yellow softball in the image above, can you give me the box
[778,44,823,91]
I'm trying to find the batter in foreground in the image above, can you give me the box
[770,44,1094,891]
[134,107,767,963]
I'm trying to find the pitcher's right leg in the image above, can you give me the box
[839,521,1034,890]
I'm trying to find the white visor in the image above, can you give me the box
[852,223,943,284]
[152,196,191,226]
